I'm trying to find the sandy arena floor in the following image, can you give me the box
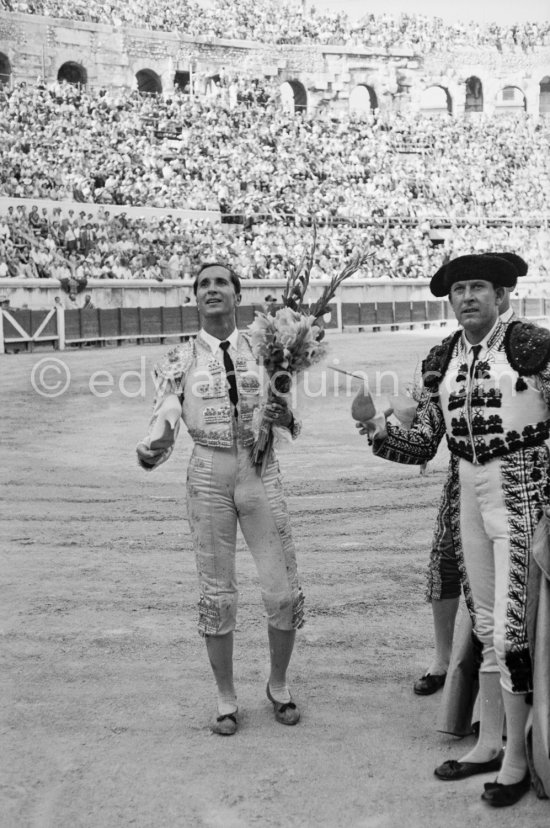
[1,330,548,828]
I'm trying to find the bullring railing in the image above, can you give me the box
[1,296,548,353]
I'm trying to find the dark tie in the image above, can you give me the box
[469,344,482,380]
[220,341,239,413]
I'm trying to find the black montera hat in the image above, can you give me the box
[430,254,518,298]
[488,252,528,283]
[430,261,449,297]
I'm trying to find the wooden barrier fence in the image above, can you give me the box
[1,297,548,353]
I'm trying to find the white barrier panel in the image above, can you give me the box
[2,295,547,353]
[0,276,545,312]
[0,276,436,311]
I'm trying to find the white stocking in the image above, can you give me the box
[459,671,504,764]
[497,689,529,785]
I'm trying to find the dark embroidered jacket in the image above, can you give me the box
[374,320,550,466]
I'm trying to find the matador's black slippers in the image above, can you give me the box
[211,711,238,736]
[481,773,530,807]
[434,750,504,780]
[266,683,300,725]
[414,672,446,695]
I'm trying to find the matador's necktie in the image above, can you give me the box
[220,340,239,414]
[469,344,482,380]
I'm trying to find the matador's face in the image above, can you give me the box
[449,279,503,342]
[195,265,241,322]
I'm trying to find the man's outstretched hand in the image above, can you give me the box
[136,439,170,468]
[355,412,388,444]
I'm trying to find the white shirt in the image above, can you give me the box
[199,327,239,355]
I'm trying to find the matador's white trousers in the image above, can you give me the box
[459,453,539,695]
[186,442,304,637]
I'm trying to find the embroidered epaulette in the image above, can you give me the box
[421,330,462,392]
[505,321,550,376]
[155,340,195,381]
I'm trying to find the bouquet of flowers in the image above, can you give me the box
[248,228,372,471]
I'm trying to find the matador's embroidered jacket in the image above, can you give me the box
[141,332,300,468]
[374,319,550,467]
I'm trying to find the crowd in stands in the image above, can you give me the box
[1,0,549,51]
[1,199,549,290]
[0,71,549,289]
[1,81,549,228]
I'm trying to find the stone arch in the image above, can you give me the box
[465,76,483,113]
[136,68,162,95]
[0,52,11,87]
[280,79,307,114]
[539,76,550,115]
[57,61,87,87]
[419,85,452,115]
[495,85,526,113]
[173,70,190,93]
[349,84,378,116]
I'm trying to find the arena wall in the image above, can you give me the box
[2,291,548,354]
[1,276,440,312]
[1,11,549,116]
[0,274,545,312]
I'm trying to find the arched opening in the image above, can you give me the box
[280,79,307,114]
[205,73,222,97]
[136,69,162,95]
[0,53,11,87]
[539,76,550,116]
[349,84,378,117]
[465,76,483,113]
[495,85,526,114]
[174,71,190,94]
[57,61,87,87]
[419,85,452,115]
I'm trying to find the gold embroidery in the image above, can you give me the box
[203,405,232,425]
